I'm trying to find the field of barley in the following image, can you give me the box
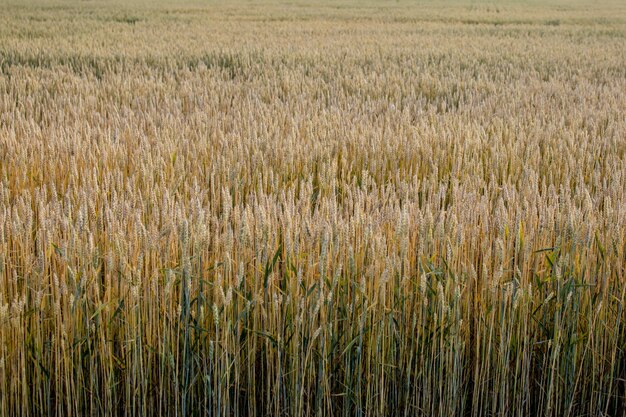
[0,0,625,416]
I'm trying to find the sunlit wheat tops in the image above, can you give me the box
[0,0,625,416]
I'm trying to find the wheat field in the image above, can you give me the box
[0,0,625,416]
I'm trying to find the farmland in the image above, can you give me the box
[0,0,625,416]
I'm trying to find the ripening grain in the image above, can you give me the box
[0,0,625,416]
